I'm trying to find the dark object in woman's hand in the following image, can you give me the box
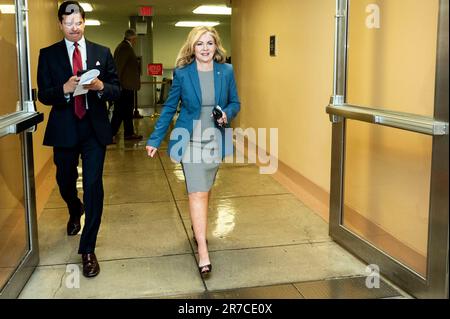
[212,105,225,127]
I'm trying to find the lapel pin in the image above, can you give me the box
[96,61,101,66]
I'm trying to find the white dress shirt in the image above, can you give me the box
[64,36,87,71]
[64,36,97,108]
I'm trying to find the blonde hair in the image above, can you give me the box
[175,26,227,68]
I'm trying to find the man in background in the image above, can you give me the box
[111,29,142,141]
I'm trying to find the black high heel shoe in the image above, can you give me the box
[198,264,212,277]
[191,225,208,246]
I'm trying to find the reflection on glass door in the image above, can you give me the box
[343,0,439,279]
[0,135,28,290]
[1,0,42,298]
[0,0,29,291]
[343,121,432,277]
[327,0,448,298]
[0,0,20,116]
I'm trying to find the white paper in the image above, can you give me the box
[73,69,100,96]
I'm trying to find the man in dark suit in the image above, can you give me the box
[111,29,142,141]
[37,1,120,278]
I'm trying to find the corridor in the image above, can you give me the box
[19,117,405,299]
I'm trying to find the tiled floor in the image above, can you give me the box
[19,115,406,299]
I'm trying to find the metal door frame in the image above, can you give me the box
[327,0,449,298]
[0,0,43,298]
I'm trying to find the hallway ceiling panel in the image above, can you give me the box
[86,0,231,23]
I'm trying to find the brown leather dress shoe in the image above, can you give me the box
[124,133,143,140]
[67,204,84,236]
[81,253,100,278]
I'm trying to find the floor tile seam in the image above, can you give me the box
[159,166,256,172]
[203,275,369,294]
[103,166,272,174]
[161,275,389,299]
[43,199,176,210]
[174,192,293,202]
[377,274,412,298]
[36,240,334,268]
[102,170,167,176]
[292,274,368,284]
[102,168,165,174]
[206,282,304,293]
[291,274,404,299]
[102,199,176,206]
[205,239,335,254]
[37,251,196,268]
[291,283,307,298]
[45,191,293,206]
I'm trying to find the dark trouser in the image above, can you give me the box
[53,117,106,254]
[110,89,135,137]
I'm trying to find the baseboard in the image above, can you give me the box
[272,161,330,222]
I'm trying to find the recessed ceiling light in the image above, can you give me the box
[80,3,93,12]
[0,4,15,14]
[85,19,101,26]
[193,5,231,15]
[175,21,220,27]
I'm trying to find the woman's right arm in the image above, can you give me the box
[145,69,182,151]
[146,146,158,157]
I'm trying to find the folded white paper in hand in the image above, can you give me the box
[73,69,100,96]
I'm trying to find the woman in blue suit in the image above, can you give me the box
[146,27,240,277]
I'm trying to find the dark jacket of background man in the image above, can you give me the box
[114,39,141,91]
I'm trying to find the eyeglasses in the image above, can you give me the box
[62,20,84,28]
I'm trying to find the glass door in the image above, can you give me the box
[0,0,43,298]
[327,0,448,298]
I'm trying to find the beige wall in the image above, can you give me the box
[28,0,62,182]
[85,22,128,54]
[232,0,335,191]
[232,0,438,258]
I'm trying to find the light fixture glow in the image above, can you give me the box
[80,3,93,12]
[85,19,101,26]
[175,21,220,27]
[193,5,231,15]
[0,4,15,14]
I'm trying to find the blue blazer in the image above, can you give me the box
[146,60,240,162]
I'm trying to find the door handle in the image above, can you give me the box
[0,112,43,137]
[326,104,449,136]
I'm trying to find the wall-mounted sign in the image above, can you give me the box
[147,63,163,76]
[139,6,153,16]
[270,35,276,57]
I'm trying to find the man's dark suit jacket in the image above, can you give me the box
[113,40,141,91]
[37,39,120,147]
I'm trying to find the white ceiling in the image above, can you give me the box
[86,0,232,24]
